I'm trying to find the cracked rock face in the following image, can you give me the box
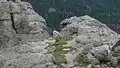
[0,0,49,48]
[0,0,56,68]
[0,0,16,48]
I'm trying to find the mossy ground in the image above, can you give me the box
[75,55,87,68]
[53,36,87,68]
[53,36,73,68]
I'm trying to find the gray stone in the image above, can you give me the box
[62,16,119,66]
[0,1,10,20]
[83,45,118,65]
[111,40,120,57]
[0,0,50,47]
[9,1,21,13]
[11,1,49,40]
[90,45,110,61]
[85,52,100,64]
[110,57,118,66]
[53,30,62,38]
[0,0,56,68]
[60,15,118,46]
[81,44,93,55]
[1,42,56,68]
[0,20,16,48]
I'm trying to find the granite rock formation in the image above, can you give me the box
[1,0,120,68]
[60,15,118,46]
[60,15,120,67]
[0,0,49,48]
[0,0,56,68]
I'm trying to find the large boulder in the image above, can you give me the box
[0,0,56,68]
[0,0,49,48]
[9,1,49,41]
[60,15,118,46]
[61,15,119,66]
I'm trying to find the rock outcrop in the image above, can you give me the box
[60,15,120,67]
[60,15,118,46]
[0,0,49,48]
[0,0,56,68]
[0,0,16,48]
[1,0,120,68]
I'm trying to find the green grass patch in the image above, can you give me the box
[55,36,73,42]
[76,55,87,67]
[53,36,73,68]
[53,44,67,68]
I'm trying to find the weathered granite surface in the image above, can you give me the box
[0,0,56,68]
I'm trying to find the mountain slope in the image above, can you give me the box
[28,0,120,30]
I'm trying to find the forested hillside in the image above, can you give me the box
[28,0,120,30]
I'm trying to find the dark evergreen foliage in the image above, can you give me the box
[27,0,120,30]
